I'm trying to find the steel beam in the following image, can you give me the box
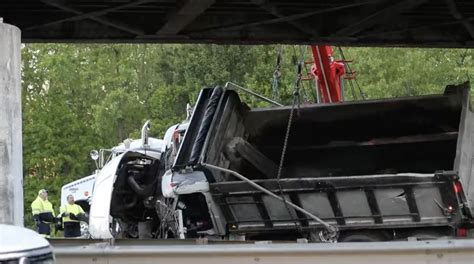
[250,0,319,37]
[446,0,474,39]
[41,0,144,36]
[333,0,428,37]
[194,2,371,34]
[156,0,215,35]
[25,0,155,32]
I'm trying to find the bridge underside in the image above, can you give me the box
[2,0,474,47]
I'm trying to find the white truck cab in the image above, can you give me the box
[62,120,168,238]
[88,119,190,239]
[88,120,169,238]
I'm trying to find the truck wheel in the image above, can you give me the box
[339,232,388,242]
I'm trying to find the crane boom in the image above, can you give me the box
[310,45,345,103]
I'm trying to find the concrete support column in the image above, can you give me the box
[0,20,23,226]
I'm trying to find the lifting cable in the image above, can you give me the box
[274,50,338,241]
[291,45,311,102]
[337,47,357,100]
[337,47,366,100]
[337,46,358,100]
[202,163,339,242]
[276,60,302,183]
[274,48,305,236]
[272,46,283,101]
[300,46,320,103]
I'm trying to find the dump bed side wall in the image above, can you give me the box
[203,91,246,182]
[209,173,461,233]
[243,94,462,177]
[455,87,474,215]
[174,88,213,169]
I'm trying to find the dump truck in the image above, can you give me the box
[157,82,474,242]
[90,82,474,242]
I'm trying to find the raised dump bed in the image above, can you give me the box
[169,83,474,241]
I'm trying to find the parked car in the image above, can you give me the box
[0,224,55,263]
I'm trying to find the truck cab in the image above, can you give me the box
[88,120,188,239]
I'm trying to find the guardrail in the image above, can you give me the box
[48,238,254,247]
[52,239,474,264]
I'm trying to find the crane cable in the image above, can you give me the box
[273,58,304,237]
[273,58,338,241]
[337,47,366,100]
[272,46,283,101]
[297,46,314,103]
[301,47,320,103]
[291,45,313,102]
[336,47,357,100]
[267,46,339,241]
[276,61,302,182]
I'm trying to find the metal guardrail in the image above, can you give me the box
[52,239,474,264]
[48,238,253,247]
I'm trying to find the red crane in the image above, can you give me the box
[307,46,352,103]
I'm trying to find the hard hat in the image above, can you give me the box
[38,189,48,195]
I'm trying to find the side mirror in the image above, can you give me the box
[90,150,99,161]
[90,150,99,170]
